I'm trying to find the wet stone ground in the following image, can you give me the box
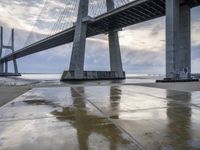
[0,85,200,150]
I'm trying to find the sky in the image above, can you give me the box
[0,0,200,74]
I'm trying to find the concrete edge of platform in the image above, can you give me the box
[156,78,199,83]
[60,71,126,81]
[0,73,21,77]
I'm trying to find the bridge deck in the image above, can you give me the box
[1,0,200,63]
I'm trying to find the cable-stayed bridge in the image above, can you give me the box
[0,0,200,81]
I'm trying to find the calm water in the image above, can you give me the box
[19,73,163,80]
[0,73,163,86]
[19,74,62,80]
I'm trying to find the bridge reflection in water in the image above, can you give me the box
[0,85,200,150]
[51,87,137,150]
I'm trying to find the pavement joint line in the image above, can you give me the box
[0,89,33,108]
[123,83,200,92]
[86,97,199,112]
[90,104,200,113]
[1,85,200,149]
[84,105,169,113]
[71,85,197,106]
[120,91,200,108]
[0,103,195,123]
[71,86,200,147]
[86,98,147,150]
[72,86,147,150]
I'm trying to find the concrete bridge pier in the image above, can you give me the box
[0,27,3,73]
[11,29,19,74]
[61,0,89,80]
[107,0,125,79]
[68,0,89,79]
[61,0,125,81]
[5,61,8,73]
[162,0,197,82]
[0,63,3,73]
[108,30,124,78]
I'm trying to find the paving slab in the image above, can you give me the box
[0,85,200,150]
[0,86,141,150]
[0,86,30,107]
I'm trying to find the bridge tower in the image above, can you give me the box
[0,27,3,73]
[0,27,20,76]
[164,0,193,81]
[106,0,124,78]
[61,0,125,81]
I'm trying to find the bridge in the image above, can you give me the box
[0,0,200,81]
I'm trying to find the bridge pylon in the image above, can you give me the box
[157,0,198,82]
[61,0,125,81]
[0,27,20,76]
[106,0,124,78]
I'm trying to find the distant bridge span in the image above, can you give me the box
[0,0,200,81]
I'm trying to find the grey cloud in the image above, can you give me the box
[150,24,164,36]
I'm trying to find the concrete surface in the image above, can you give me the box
[106,0,124,77]
[135,81,200,92]
[107,0,124,77]
[0,85,200,150]
[0,86,30,107]
[166,0,191,79]
[68,0,88,79]
[61,71,126,81]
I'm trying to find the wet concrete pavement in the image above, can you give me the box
[0,85,200,150]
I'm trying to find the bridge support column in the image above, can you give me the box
[68,0,89,79]
[5,61,8,73]
[178,3,191,79]
[107,0,125,78]
[11,29,18,74]
[61,0,125,81]
[0,27,3,73]
[0,63,3,73]
[162,0,195,82]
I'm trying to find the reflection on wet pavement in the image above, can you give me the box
[0,85,200,150]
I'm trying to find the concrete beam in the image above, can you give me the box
[0,27,2,58]
[106,0,124,78]
[0,27,3,73]
[82,16,94,23]
[5,61,8,73]
[106,0,115,11]
[166,0,180,79]
[166,0,191,80]
[11,29,19,74]
[61,71,125,81]
[178,4,191,79]
[0,63,3,73]
[108,31,123,73]
[69,0,89,79]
